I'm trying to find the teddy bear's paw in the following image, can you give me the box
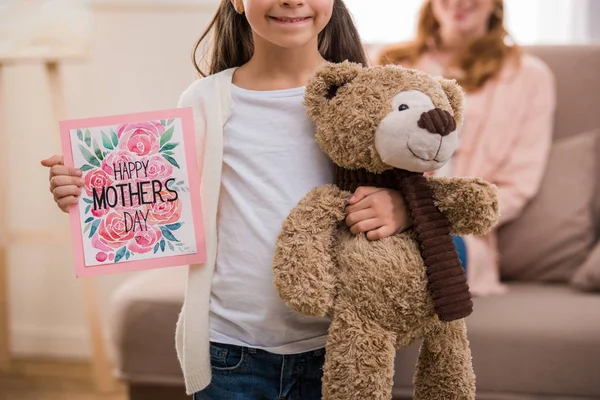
[427,176,499,236]
[298,184,350,227]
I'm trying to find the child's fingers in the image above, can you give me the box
[348,186,384,205]
[40,154,64,167]
[57,196,78,213]
[345,195,373,214]
[345,208,375,228]
[50,175,85,192]
[349,218,381,235]
[52,185,81,201]
[366,225,396,241]
[50,164,82,178]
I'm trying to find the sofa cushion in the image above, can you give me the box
[570,125,600,291]
[571,242,600,292]
[392,284,600,399]
[498,130,599,282]
[595,134,600,235]
[108,267,187,385]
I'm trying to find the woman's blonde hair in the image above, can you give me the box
[378,0,520,92]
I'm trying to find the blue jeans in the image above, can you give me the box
[452,235,468,272]
[193,342,325,400]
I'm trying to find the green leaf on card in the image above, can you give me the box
[79,145,100,167]
[83,223,91,234]
[162,154,180,169]
[93,140,104,161]
[160,142,179,152]
[77,129,83,141]
[160,226,179,242]
[115,246,127,262]
[84,129,92,147]
[160,119,167,126]
[125,251,131,260]
[83,198,93,204]
[153,243,160,254]
[168,241,174,251]
[165,223,181,231]
[85,204,91,214]
[160,239,166,252]
[101,131,114,150]
[84,217,94,223]
[89,219,101,238]
[80,164,95,172]
[160,126,174,148]
[111,130,119,147]
[167,118,175,126]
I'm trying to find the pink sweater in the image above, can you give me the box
[415,53,557,295]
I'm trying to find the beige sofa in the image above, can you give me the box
[108,45,600,400]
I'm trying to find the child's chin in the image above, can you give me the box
[268,34,317,49]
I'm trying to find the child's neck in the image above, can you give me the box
[233,36,326,91]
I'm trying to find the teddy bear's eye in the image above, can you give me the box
[398,104,409,111]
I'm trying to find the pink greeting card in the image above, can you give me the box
[59,108,206,277]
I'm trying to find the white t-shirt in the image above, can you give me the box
[209,84,335,354]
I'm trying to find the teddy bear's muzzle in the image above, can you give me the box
[418,108,456,137]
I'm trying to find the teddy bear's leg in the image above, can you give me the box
[322,312,397,400]
[413,319,475,400]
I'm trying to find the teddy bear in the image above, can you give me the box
[272,61,500,400]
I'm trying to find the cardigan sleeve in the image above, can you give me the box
[177,78,209,179]
[493,62,556,226]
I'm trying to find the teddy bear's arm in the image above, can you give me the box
[273,184,350,317]
[426,176,499,236]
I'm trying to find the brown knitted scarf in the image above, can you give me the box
[335,165,473,322]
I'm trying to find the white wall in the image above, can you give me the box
[4,0,218,359]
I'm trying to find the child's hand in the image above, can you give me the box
[40,155,84,213]
[345,186,413,240]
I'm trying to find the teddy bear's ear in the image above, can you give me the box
[437,77,465,128]
[304,61,363,118]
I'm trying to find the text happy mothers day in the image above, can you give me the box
[92,160,179,232]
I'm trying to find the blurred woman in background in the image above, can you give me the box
[378,0,556,296]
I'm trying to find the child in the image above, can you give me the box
[41,0,413,398]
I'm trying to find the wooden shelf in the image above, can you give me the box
[0,58,117,392]
[0,51,88,65]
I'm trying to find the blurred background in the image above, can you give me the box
[0,0,599,399]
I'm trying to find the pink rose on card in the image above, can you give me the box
[117,122,163,157]
[93,211,135,250]
[143,154,173,181]
[84,169,112,197]
[102,150,136,179]
[146,189,182,225]
[91,207,108,218]
[128,225,163,254]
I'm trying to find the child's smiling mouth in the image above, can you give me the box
[269,16,311,24]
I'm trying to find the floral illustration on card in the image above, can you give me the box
[71,118,196,266]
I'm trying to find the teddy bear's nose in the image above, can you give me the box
[418,108,456,136]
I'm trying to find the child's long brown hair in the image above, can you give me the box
[378,0,520,92]
[193,0,368,76]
